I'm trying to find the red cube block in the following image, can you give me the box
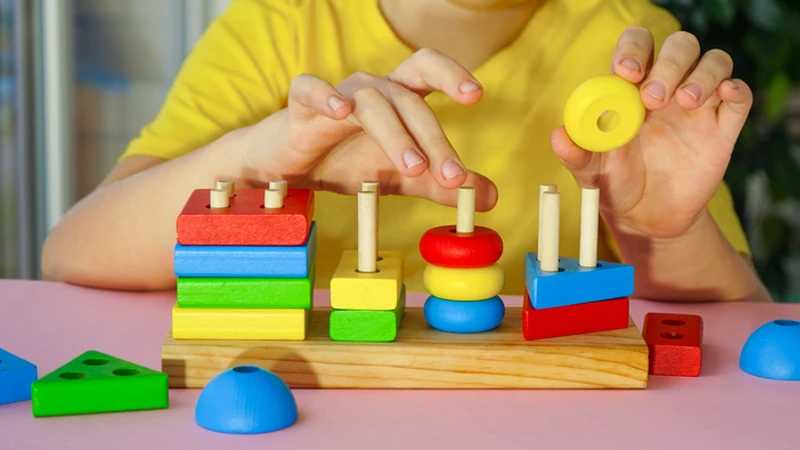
[522,291,629,340]
[642,313,703,377]
[176,188,314,246]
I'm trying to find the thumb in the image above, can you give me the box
[551,126,600,187]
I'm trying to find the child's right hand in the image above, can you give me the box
[236,48,498,211]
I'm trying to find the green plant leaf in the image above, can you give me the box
[708,0,736,25]
[766,72,792,120]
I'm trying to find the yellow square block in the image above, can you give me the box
[330,250,404,310]
[172,304,309,340]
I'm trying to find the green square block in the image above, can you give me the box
[177,263,315,308]
[32,350,168,417]
[329,285,406,342]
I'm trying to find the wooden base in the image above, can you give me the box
[161,307,648,389]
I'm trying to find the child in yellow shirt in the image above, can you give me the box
[41,0,771,302]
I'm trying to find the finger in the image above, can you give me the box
[395,170,499,212]
[349,86,429,177]
[675,49,733,110]
[388,87,468,187]
[639,31,701,110]
[611,26,654,84]
[387,48,482,104]
[550,126,601,187]
[716,79,753,141]
[288,73,352,121]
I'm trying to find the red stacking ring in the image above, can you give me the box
[419,225,503,268]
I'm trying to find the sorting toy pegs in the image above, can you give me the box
[216,180,235,197]
[579,186,599,268]
[537,184,557,261]
[210,189,229,209]
[563,74,645,152]
[269,180,288,198]
[357,189,378,273]
[264,188,283,209]
[539,190,560,272]
[456,186,475,233]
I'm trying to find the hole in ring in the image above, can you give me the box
[83,358,110,366]
[233,366,260,373]
[661,319,685,327]
[660,332,684,340]
[597,110,621,133]
[774,319,799,327]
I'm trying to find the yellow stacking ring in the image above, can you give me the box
[563,74,645,152]
[423,264,505,301]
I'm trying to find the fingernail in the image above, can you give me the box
[459,80,482,94]
[620,58,640,72]
[441,159,465,180]
[726,80,739,90]
[682,83,702,101]
[402,149,425,169]
[643,81,666,101]
[328,96,346,111]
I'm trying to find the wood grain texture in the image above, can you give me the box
[176,188,314,246]
[162,307,649,389]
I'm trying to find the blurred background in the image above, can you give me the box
[1,0,798,302]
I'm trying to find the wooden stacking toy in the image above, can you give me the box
[420,187,505,333]
[171,180,316,340]
[329,181,406,342]
[523,184,633,339]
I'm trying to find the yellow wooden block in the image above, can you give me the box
[172,304,309,340]
[330,250,403,310]
[423,264,505,300]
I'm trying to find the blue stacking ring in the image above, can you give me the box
[424,295,505,333]
[195,366,298,434]
[740,319,800,381]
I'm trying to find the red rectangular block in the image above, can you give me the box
[522,291,629,340]
[176,188,314,246]
[642,312,703,377]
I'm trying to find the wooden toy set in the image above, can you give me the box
[162,179,653,389]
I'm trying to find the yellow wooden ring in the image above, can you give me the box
[423,264,504,301]
[563,75,645,152]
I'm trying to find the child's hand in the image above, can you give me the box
[237,49,497,210]
[551,27,752,240]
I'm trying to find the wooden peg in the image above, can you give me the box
[210,189,229,209]
[269,180,288,198]
[361,181,379,193]
[216,180,235,198]
[579,186,599,268]
[538,184,557,261]
[358,190,378,273]
[264,189,283,209]
[362,181,380,250]
[540,191,560,272]
[456,187,475,234]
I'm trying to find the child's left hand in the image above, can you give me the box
[551,27,752,241]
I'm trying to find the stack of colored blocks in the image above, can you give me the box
[329,188,405,342]
[522,185,633,340]
[420,187,506,333]
[171,182,316,340]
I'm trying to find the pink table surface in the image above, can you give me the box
[1,280,799,450]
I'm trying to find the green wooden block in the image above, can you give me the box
[31,350,168,417]
[329,285,406,342]
[177,263,315,308]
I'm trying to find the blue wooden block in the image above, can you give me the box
[0,348,38,405]
[174,222,316,278]
[525,253,634,309]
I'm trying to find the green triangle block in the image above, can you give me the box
[32,350,168,417]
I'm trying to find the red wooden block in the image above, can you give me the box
[522,291,629,340]
[642,313,703,377]
[419,225,503,268]
[176,188,314,246]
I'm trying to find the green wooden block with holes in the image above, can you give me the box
[329,285,406,342]
[31,350,168,417]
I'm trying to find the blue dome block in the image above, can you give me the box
[195,366,298,434]
[740,319,800,381]
[424,295,505,333]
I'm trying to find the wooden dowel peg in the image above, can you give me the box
[358,190,378,273]
[361,181,379,193]
[269,180,288,198]
[210,189,229,209]
[538,184,557,260]
[540,191,560,272]
[579,186,600,268]
[456,186,475,234]
[361,181,380,250]
[264,189,283,209]
[216,180,235,197]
